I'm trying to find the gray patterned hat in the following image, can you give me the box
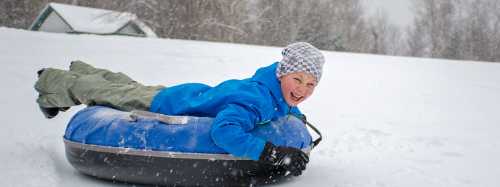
[276,42,325,82]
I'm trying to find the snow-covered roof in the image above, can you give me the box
[130,19,157,38]
[30,3,157,37]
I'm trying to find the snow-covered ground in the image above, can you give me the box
[1,27,500,187]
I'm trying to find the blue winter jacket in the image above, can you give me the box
[149,62,302,160]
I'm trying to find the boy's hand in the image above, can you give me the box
[258,142,309,176]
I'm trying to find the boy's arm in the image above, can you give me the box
[210,103,266,160]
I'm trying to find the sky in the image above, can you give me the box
[363,0,414,28]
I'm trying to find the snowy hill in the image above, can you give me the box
[1,27,500,187]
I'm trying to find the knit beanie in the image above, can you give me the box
[276,42,325,82]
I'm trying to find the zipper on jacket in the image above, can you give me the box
[286,106,292,121]
[256,120,271,125]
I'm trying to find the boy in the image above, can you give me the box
[35,42,325,176]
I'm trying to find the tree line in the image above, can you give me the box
[1,0,499,62]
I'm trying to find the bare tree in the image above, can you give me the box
[406,21,427,57]
[406,0,500,62]
[367,11,403,55]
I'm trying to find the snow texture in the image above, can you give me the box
[1,27,500,186]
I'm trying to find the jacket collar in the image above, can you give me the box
[251,62,301,115]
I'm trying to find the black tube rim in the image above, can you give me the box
[63,138,312,161]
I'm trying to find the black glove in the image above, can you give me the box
[259,142,309,176]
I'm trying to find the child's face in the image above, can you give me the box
[279,72,317,106]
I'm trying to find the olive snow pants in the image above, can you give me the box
[34,60,165,111]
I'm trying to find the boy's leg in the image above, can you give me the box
[35,65,164,116]
[69,60,136,84]
[35,68,81,108]
[67,61,165,111]
[69,73,164,111]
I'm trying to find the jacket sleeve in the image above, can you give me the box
[210,103,266,160]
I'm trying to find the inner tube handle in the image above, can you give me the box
[293,114,323,149]
[305,120,323,149]
[130,110,189,125]
[294,114,323,148]
[294,114,322,149]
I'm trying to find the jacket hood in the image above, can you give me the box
[251,62,301,115]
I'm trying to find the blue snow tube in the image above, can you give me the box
[63,106,319,186]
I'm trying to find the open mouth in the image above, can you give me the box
[290,92,303,102]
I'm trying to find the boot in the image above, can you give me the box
[36,69,72,119]
[39,105,59,119]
